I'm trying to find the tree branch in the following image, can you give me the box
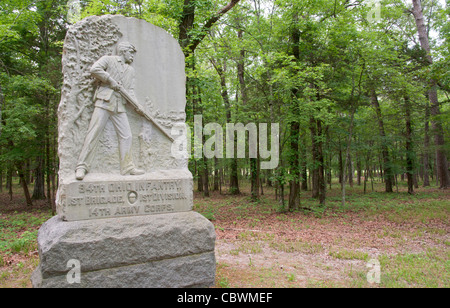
[188,0,241,53]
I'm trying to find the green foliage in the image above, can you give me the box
[379,249,450,288]
[0,210,52,254]
[0,0,448,205]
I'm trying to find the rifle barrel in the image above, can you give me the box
[118,88,175,142]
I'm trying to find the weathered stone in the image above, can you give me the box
[32,252,215,288]
[57,170,193,221]
[31,212,216,288]
[32,15,215,288]
[57,15,190,221]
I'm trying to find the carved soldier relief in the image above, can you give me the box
[56,15,192,221]
[33,15,214,290]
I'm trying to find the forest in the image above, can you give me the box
[0,0,449,289]
[1,0,449,208]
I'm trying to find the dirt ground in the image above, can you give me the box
[196,186,449,288]
[1,183,449,288]
[213,213,448,287]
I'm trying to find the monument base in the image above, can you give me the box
[31,211,216,288]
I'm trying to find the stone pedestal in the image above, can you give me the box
[31,211,216,288]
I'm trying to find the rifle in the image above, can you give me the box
[117,87,175,142]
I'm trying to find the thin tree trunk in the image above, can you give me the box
[7,164,13,200]
[310,117,319,199]
[16,163,32,206]
[404,96,415,195]
[32,155,46,200]
[288,12,300,210]
[423,99,431,186]
[214,157,219,191]
[338,142,344,184]
[210,59,239,195]
[342,107,356,207]
[317,119,326,205]
[347,152,353,187]
[197,162,203,192]
[411,0,450,188]
[301,144,308,191]
[356,150,362,186]
[197,85,209,198]
[203,157,210,197]
[237,28,257,200]
[288,121,300,210]
[371,88,393,192]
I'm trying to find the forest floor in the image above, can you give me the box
[0,180,449,288]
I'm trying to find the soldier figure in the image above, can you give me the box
[75,42,144,180]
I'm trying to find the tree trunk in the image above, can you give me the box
[317,119,326,205]
[16,163,32,206]
[213,157,219,191]
[178,0,241,56]
[211,59,240,195]
[32,155,46,200]
[7,164,13,200]
[371,88,393,192]
[301,148,308,191]
[178,0,196,52]
[250,155,260,201]
[341,107,356,207]
[237,28,257,200]
[203,157,210,197]
[404,96,415,195]
[196,161,203,192]
[288,12,301,210]
[288,121,300,210]
[423,99,431,187]
[197,85,210,198]
[347,152,353,187]
[309,116,325,205]
[411,0,450,188]
[357,158,362,186]
[310,117,319,199]
[338,143,344,184]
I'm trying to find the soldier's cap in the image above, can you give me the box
[118,42,137,53]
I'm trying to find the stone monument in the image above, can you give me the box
[31,15,216,288]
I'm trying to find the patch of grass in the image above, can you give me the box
[237,230,274,242]
[270,240,324,255]
[346,266,372,288]
[0,210,52,254]
[384,199,449,224]
[0,208,52,287]
[241,243,264,254]
[305,278,343,288]
[194,200,218,221]
[215,263,231,288]
[9,231,38,254]
[228,242,264,255]
[322,186,449,223]
[287,273,296,282]
[379,249,450,288]
[329,249,369,261]
[0,255,39,288]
